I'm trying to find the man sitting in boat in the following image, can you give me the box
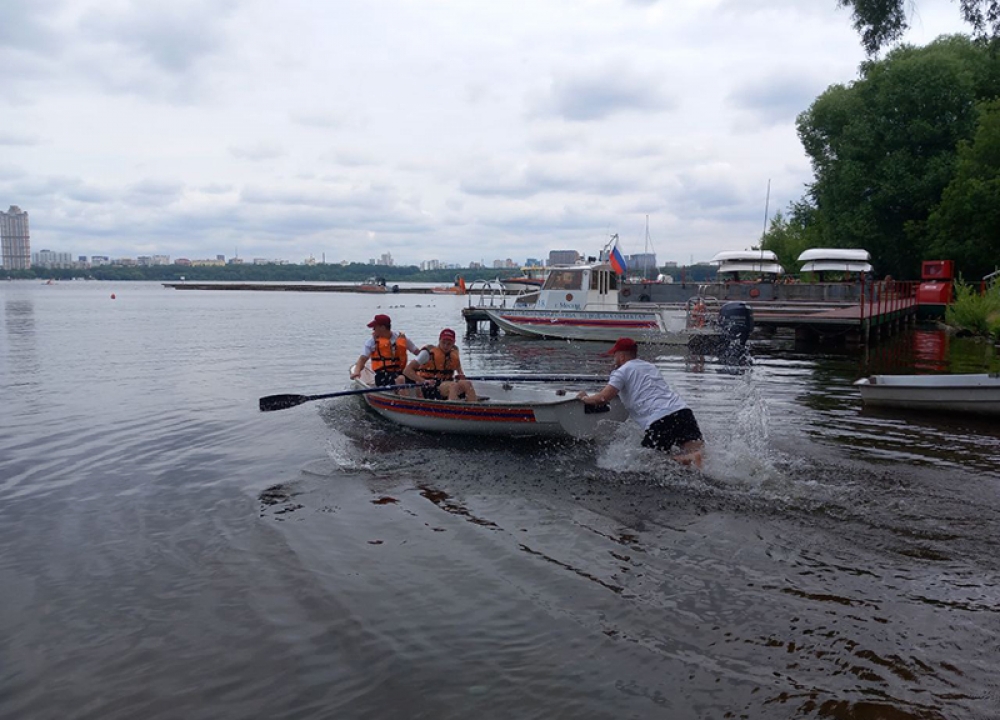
[401,328,479,401]
[577,337,705,467]
[350,314,420,387]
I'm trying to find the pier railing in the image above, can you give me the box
[860,279,919,323]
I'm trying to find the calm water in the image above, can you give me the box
[2,281,998,720]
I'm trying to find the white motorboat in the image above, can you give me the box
[351,368,628,438]
[709,250,785,279]
[798,248,873,274]
[483,257,726,346]
[854,373,1000,416]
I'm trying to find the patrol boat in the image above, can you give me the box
[482,257,725,346]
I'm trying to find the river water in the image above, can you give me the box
[1,281,998,720]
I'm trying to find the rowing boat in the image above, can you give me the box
[854,373,1000,416]
[351,367,628,438]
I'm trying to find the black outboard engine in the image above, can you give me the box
[718,301,753,346]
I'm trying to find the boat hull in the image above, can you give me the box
[855,374,1000,416]
[354,378,628,438]
[483,307,723,346]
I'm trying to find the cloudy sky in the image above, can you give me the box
[1,0,967,266]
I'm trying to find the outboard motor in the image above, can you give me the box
[718,301,753,346]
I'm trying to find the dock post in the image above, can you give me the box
[489,321,499,337]
[466,317,478,334]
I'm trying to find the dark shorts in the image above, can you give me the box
[420,380,444,400]
[374,369,402,387]
[642,408,702,451]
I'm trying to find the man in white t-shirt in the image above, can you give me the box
[577,337,704,467]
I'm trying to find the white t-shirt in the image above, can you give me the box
[362,331,419,357]
[607,358,687,429]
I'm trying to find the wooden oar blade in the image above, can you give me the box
[259,393,311,412]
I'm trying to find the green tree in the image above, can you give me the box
[926,98,1000,278]
[760,204,822,273]
[838,0,1000,54]
[796,36,1000,278]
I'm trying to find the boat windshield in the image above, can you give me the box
[543,270,585,291]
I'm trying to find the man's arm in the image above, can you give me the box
[402,358,423,383]
[577,384,619,405]
[350,355,369,379]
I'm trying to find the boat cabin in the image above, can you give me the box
[535,262,620,311]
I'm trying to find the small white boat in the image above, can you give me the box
[710,250,785,279]
[854,373,1000,416]
[484,257,725,346]
[798,248,873,274]
[352,368,628,438]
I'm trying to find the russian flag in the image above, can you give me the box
[609,244,627,276]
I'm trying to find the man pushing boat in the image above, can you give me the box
[577,337,704,467]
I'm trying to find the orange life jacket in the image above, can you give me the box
[416,345,459,380]
[370,334,409,373]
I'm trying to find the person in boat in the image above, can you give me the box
[577,337,704,467]
[401,328,479,401]
[350,314,420,387]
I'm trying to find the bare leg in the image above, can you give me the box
[671,439,704,468]
[454,379,477,401]
[395,375,418,397]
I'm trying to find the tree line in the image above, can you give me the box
[2,263,525,283]
[763,34,1000,282]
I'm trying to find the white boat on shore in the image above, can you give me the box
[710,250,785,279]
[351,367,628,438]
[854,373,1000,416]
[483,257,727,346]
[798,248,873,274]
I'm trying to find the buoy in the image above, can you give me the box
[111,293,116,299]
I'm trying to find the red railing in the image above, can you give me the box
[860,279,919,322]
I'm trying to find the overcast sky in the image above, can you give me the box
[0,0,968,266]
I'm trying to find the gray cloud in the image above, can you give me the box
[229,142,286,161]
[78,1,235,74]
[535,61,678,121]
[727,72,824,127]
[0,131,40,146]
[0,0,61,52]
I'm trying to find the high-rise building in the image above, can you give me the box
[1,205,31,269]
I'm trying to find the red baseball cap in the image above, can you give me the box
[439,328,456,341]
[601,337,638,355]
[366,314,391,328]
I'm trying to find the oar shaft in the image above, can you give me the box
[259,382,423,412]
[464,375,607,383]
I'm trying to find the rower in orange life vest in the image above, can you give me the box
[350,314,420,387]
[401,328,478,401]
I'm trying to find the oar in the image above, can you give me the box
[463,374,607,383]
[259,383,422,412]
